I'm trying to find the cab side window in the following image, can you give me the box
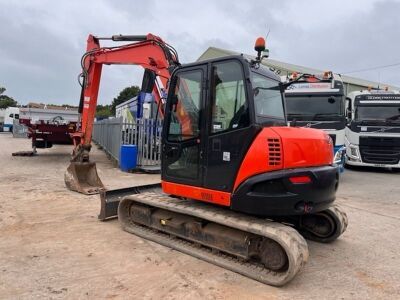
[167,70,202,142]
[165,69,203,180]
[211,61,249,133]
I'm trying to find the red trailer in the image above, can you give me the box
[13,103,78,155]
[19,118,77,151]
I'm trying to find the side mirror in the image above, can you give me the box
[345,97,351,119]
[141,69,157,93]
[328,96,336,104]
[346,108,351,120]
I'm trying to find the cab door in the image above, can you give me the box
[162,65,207,187]
[204,59,258,192]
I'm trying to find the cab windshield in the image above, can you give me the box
[285,95,344,121]
[356,105,400,122]
[251,72,285,122]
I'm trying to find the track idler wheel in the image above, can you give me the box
[298,205,348,243]
[258,239,288,271]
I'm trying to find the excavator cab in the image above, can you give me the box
[161,55,287,194]
[160,53,339,217]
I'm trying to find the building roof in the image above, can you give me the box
[115,96,138,109]
[26,102,78,111]
[198,47,400,90]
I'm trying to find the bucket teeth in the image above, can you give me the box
[64,162,105,195]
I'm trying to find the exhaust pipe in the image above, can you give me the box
[64,162,105,195]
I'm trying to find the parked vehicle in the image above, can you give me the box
[345,89,400,169]
[2,107,20,132]
[18,105,78,151]
[283,72,346,171]
[65,33,348,286]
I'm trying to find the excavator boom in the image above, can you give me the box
[65,33,179,194]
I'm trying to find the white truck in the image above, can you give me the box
[1,107,20,132]
[283,72,346,170]
[345,90,400,169]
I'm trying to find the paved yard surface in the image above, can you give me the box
[1,132,399,299]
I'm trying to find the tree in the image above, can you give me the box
[96,104,112,119]
[0,87,18,109]
[111,85,140,114]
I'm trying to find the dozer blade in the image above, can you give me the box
[98,183,162,221]
[65,162,105,195]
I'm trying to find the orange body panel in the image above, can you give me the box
[271,127,333,169]
[162,181,231,206]
[233,127,333,191]
[233,128,282,190]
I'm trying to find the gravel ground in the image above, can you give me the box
[1,132,399,299]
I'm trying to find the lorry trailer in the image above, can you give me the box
[17,105,78,152]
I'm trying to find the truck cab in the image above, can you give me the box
[283,72,346,171]
[3,107,20,132]
[345,90,400,168]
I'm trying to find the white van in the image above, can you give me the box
[3,107,20,132]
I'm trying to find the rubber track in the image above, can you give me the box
[118,192,309,286]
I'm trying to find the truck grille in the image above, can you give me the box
[359,137,400,165]
[268,138,281,166]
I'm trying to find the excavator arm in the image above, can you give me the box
[65,33,179,194]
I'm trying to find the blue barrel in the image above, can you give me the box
[120,145,138,172]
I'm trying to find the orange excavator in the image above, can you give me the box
[65,34,348,286]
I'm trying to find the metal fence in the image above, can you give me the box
[92,117,163,167]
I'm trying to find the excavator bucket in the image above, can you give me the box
[64,162,105,195]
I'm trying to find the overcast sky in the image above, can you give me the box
[1,0,400,105]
